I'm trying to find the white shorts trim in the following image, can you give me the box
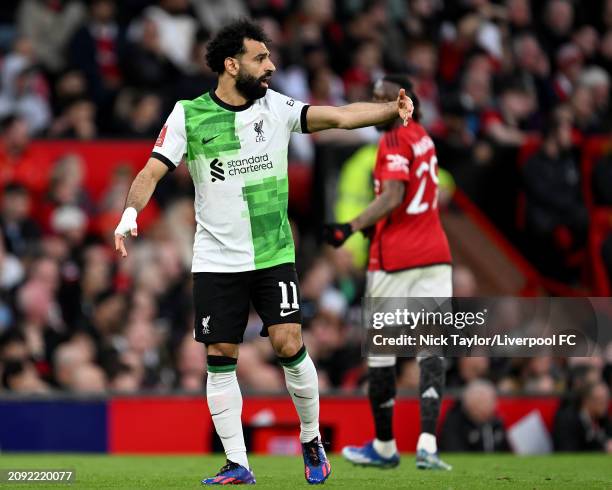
[366,264,452,298]
[367,356,397,368]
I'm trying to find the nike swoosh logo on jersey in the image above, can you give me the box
[280,309,298,317]
[293,393,312,399]
[202,134,219,145]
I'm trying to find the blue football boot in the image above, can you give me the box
[342,441,400,468]
[201,460,256,485]
[302,437,332,484]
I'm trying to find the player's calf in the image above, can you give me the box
[206,355,249,470]
[416,356,451,471]
[368,364,399,461]
[417,356,444,455]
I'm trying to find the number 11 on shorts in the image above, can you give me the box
[279,281,299,309]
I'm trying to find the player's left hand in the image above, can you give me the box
[323,223,353,247]
[397,88,414,126]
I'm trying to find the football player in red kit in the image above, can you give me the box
[324,75,452,470]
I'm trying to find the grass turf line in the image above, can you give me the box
[0,454,610,489]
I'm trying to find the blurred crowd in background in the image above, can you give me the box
[0,0,611,451]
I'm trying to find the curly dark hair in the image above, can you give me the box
[205,19,271,74]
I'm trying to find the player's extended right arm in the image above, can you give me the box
[322,180,405,247]
[114,157,169,257]
[306,89,413,132]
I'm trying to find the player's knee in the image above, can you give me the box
[268,324,303,357]
[207,342,239,358]
[273,337,303,358]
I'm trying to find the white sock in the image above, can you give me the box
[281,350,320,443]
[207,369,249,469]
[417,432,437,453]
[373,438,398,458]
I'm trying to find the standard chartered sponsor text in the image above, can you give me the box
[227,154,273,175]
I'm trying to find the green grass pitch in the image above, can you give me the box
[0,453,610,489]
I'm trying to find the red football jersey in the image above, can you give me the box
[368,122,452,271]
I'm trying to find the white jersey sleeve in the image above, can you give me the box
[269,90,310,134]
[151,102,186,170]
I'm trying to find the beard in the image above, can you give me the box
[235,69,271,101]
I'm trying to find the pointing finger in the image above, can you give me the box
[115,234,128,258]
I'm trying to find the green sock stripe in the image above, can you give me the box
[207,364,237,373]
[279,348,307,368]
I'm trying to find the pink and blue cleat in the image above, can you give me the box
[302,437,332,484]
[201,460,256,485]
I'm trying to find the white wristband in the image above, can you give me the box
[123,207,137,221]
[115,207,138,237]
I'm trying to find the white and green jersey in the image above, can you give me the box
[151,89,309,272]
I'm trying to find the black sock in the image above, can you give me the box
[419,356,445,435]
[368,366,396,441]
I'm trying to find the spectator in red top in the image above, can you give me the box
[0,116,28,178]
[0,115,50,196]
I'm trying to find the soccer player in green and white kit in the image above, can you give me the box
[114,19,413,485]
